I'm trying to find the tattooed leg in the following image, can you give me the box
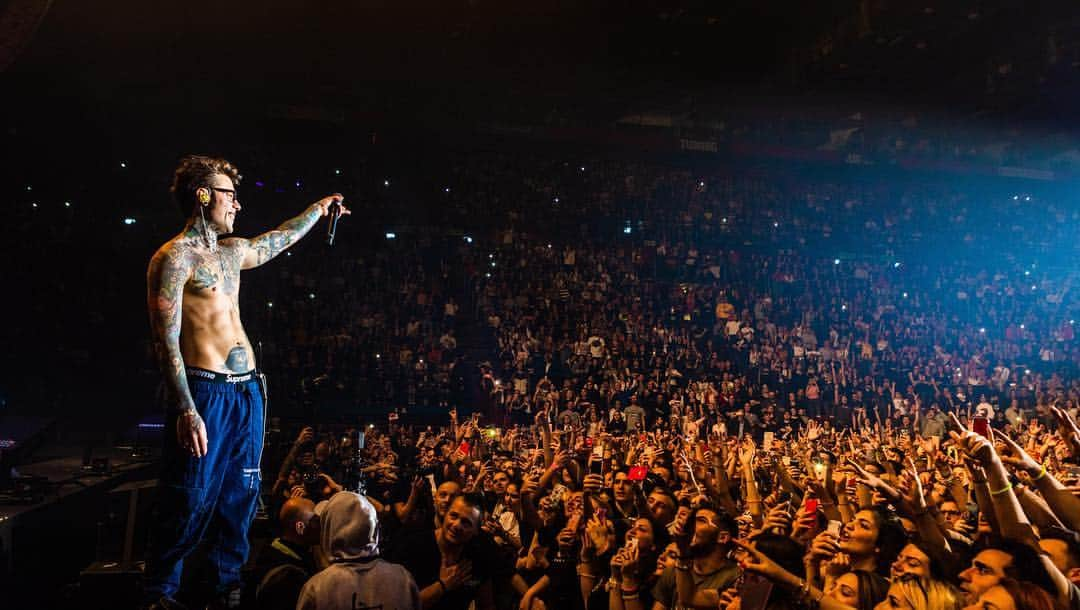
[225,346,249,372]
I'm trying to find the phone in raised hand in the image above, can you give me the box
[972,416,989,438]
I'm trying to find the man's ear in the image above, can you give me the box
[1067,567,1080,585]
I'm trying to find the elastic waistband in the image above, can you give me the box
[187,367,258,384]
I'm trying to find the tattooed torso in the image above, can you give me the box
[169,238,255,374]
[149,203,323,409]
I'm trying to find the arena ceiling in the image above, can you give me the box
[2,1,1075,125]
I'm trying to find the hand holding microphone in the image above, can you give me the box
[316,193,350,246]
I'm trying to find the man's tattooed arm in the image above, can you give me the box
[238,205,324,269]
[148,247,196,413]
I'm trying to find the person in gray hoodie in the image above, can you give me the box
[296,491,421,610]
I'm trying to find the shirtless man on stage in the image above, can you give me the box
[144,155,348,609]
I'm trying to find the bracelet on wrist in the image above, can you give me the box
[577,568,598,579]
[1033,464,1049,481]
[990,482,1014,496]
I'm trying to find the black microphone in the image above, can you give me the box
[326,200,342,246]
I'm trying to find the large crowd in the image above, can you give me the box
[11,132,1080,609]
[227,151,1080,610]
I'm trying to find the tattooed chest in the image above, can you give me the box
[189,261,240,296]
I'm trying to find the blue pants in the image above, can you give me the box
[145,371,264,601]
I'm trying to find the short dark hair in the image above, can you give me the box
[1040,526,1080,571]
[694,503,736,536]
[996,540,1057,597]
[456,492,487,520]
[170,155,241,218]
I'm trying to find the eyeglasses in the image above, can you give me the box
[210,186,238,202]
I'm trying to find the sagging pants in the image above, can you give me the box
[144,369,264,600]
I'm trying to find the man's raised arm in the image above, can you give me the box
[147,247,208,457]
[238,195,346,269]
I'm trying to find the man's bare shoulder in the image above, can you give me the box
[218,236,248,249]
[148,236,195,276]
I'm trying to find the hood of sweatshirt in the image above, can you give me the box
[315,491,379,562]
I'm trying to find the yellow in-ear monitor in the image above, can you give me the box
[198,190,211,204]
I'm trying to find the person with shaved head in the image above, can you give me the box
[247,496,320,610]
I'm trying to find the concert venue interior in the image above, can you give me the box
[4,1,1080,609]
